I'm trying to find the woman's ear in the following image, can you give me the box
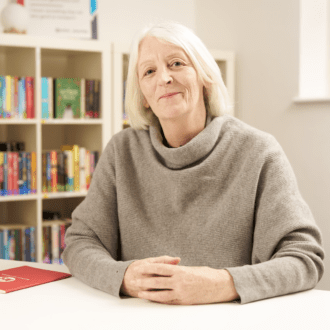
[143,98,150,108]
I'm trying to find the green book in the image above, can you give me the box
[55,78,81,119]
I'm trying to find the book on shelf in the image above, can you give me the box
[41,77,101,120]
[42,219,72,265]
[0,148,36,197]
[55,78,81,119]
[0,75,34,119]
[42,146,98,194]
[0,225,36,262]
[0,266,71,294]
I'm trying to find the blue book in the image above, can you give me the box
[19,152,28,195]
[26,152,31,194]
[24,227,31,262]
[41,77,49,119]
[0,76,4,119]
[1,229,9,259]
[30,227,36,262]
[18,77,26,119]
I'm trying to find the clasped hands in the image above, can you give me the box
[120,256,239,305]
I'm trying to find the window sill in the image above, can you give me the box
[293,97,330,104]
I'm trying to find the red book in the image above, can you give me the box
[50,150,57,193]
[13,152,19,195]
[26,77,34,119]
[0,266,71,294]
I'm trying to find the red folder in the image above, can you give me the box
[0,266,71,293]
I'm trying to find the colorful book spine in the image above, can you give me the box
[41,77,49,119]
[46,152,51,192]
[18,77,26,119]
[26,77,34,119]
[63,150,73,191]
[30,226,36,262]
[93,80,100,118]
[50,150,58,193]
[26,152,31,194]
[0,226,36,261]
[23,227,31,262]
[19,152,28,195]
[31,151,36,194]
[13,76,19,118]
[85,150,91,190]
[48,77,53,119]
[5,75,11,118]
[57,152,65,192]
[3,153,8,195]
[0,152,3,196]
[80,78,85,118]
[42,226,50,264]
[42,153,47,193]
[86,80,94,118]
[12,152,19,195]
[51,224,60,264]
[7,152,13,195]
[79,147,86,191]
[0,76,4,118]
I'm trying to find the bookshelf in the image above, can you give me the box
[0,33,111,263]
[112,43,236,134]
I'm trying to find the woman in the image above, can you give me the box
[63,22,324,305]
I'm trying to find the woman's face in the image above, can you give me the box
[137,36,205,123]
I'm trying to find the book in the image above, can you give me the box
[93,80,100,118]
[0,225,36,261]
[0,266,71,294]
[41,77,49,119]
[26,77,34,119]
[54,78,81,119]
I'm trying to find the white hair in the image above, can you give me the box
[125,21,232,130]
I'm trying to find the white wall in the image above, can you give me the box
[98,0,196,43]
[196,0,330,291]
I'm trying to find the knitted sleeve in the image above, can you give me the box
[225,137,324,304]
[62,139,134,297]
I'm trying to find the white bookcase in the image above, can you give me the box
[0,33,111,263]
[112,43,236,135]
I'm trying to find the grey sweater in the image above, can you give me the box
[62,114,324,304]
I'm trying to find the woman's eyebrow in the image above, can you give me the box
[165,51,187,60]
[139,60,153,69]
[139,51,187,68]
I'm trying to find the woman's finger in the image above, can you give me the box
[138,275,174,290]
[139,263,177,277]
[138,289,175,303]
[147,256,181,264]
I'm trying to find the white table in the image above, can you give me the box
[1,260,329,330]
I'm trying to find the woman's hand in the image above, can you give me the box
[120,255,239,305]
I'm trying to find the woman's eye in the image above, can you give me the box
[145,69,154,76]
[172,61,182,67]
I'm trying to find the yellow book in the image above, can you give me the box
[42,153,47,193]
[31,152,37,194]
[61,145,80,191]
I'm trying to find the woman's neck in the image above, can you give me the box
[160,109,207,148]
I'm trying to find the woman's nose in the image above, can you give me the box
[158,67,173,86]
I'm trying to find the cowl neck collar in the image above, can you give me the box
[149,114,226,170]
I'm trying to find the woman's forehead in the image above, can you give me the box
[138,36,187,62]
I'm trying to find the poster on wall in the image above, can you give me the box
[0,0,98,39]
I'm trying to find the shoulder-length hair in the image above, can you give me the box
[125,21,232,130]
